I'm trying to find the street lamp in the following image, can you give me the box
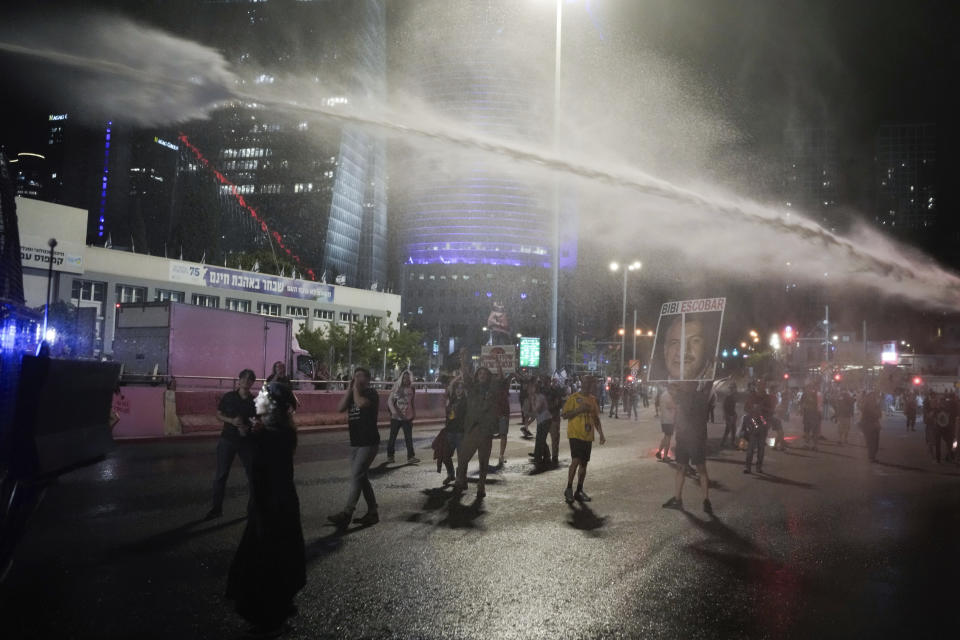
[378,347,392,380]
[546,0,563,376]
[610,260,641,381]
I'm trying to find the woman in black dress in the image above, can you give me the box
[226,381,305,638]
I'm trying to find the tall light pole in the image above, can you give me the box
[610,261,641,381]
[40,237,57,355]
[548,0,563,376]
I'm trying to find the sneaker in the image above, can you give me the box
[662,456,672,463]
[407,456,420,465]
[327,511,352,528]
[520,427,533,438]
[703,499,714,515]
[528,452,537,458]
[442,475,455,485]
[204,508,223,521]
[574,490,592,502]
[354,511,379,526]
[386,455,395,463]
[655,450,663,460]
[564,487,574,503]
[743,468,752,474]
[662,496,683,510]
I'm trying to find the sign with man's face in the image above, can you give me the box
[647,298,725,382]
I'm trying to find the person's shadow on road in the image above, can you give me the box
[122,516,246,554]
[566,501,607,535]
[437,494,486,530]
[368,461,412,478]
[753,472,815,489]
[682,511,779,578]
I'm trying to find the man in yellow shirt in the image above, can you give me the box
[561,376,606,503]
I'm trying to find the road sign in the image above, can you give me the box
[518,337,540,368]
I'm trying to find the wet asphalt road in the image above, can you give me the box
[2,407,960,640]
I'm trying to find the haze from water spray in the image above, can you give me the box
[3,14,958,309]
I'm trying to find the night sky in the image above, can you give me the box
[1,0,957,272]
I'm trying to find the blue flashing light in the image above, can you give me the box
[520,293,527,300]
[485,292,493,298]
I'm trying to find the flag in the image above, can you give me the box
[320,270,327,284]
[252,260,260,273]
[104,233,112,249]
[200,251,206,264]
[279,267,285,278]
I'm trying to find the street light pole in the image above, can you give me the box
[610,261,641,382]
[548,0,563,376]
[632,309,638,362]
[620,268,627,379]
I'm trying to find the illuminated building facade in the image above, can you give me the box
[393,2,577,357]
[170,0,388,288]
[875,123,936,232]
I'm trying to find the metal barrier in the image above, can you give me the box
[118,374,447,392]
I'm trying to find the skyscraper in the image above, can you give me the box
[392,2,570,356]
[783,127,840,232]
[875,123,936,232]
[167,0,388,287]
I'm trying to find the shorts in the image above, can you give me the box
[569,437,593,463]
[674,430,706,466]
[660,423,674,436]
[497,416,509,437]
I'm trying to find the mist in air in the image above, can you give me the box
[2,6,956,308]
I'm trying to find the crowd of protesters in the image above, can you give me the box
[205,351,953,638]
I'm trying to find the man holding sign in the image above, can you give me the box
[649,299,725,516]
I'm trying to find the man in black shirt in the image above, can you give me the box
[206,369,257,520]
[329,367,381,528]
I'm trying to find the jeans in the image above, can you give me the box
[387,419,414,458]
[745,428,768,470]
[443,431,464,477]
[211,436,252,511]
[345,444,379,514]
[722,414,738,445]
[534,419,550,463]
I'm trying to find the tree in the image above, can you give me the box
[384,327,428,372]
[297,319,401,373]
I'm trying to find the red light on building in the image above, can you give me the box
[783,373,790,380]
[913,376,922,386]
[833,373,842,382]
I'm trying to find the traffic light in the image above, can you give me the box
[783,373,790,380]
[913,376,922,386]
[783,325,795,343]
[833,373,842,382]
